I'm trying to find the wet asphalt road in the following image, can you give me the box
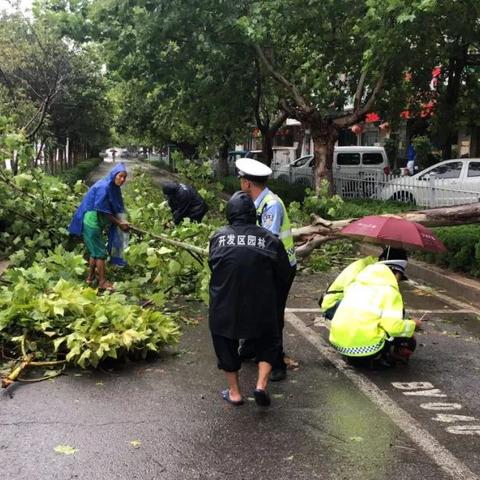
[2,269,478,479]
[0,305,449,480]
[1,160,479,479]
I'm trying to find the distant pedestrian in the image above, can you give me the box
[208,192,291,407]
[161,181,208,225]
[406,143,416,175]
[235,157,297,382]
[69,163,129,292]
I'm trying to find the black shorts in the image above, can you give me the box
[211,334,277,372]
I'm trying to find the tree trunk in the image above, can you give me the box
[293,202,480,258]
[439,48,467,159]
[217,138,230,178]
[310,118,338,194]
[261,128,274,167]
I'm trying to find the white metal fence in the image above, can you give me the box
[333,172,480,208]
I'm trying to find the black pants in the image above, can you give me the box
[240,264,297,370]
[212,334,277,372]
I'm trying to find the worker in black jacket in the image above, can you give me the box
[161,181,208,225]
[208,191,291,407]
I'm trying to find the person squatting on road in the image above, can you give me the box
[235,158,297,382]
[208,192,291,407]
[69,163,129,292]
[320,247,404,320]
[329,248,422,368]
[161,181,208,225]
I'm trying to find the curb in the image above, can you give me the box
[359,244,480,309]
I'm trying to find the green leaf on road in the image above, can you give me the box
[54,445,77,455]
[129,439,141,448]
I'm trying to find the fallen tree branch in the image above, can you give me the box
[292,202,480,258]
[130,226,208,258]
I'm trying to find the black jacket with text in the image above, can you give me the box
[208,192,291,339]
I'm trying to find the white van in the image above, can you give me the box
[272,146,390,187]
[333,146,390,177]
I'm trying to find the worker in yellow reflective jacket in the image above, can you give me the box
[320,255,377,320]
[320,247,404,320]
[329,248,422,368]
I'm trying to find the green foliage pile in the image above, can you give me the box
[0,168,81,263]
[58,158,102,185]
[0,160,222,369]
[115,167,217,304]
[416,225,480,278]
[0,247,180,369]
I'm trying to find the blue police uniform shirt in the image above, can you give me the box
[254,187,284,236]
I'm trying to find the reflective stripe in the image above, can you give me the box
[257,191,296,266]
[401,321,414,337]
[332,339,385,356]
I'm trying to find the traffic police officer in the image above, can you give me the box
[329,251,422,368]
[235,157,297,381]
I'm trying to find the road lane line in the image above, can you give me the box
[409,280,480,316]
[285,311,479,480]
[286,308,476,315]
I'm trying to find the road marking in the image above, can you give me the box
[409,280,480,316]
[285,307,477,315]
[285,311,479,480]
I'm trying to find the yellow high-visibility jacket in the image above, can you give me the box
[321,256,377,311]
[329,263,416,357]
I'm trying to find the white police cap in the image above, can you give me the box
[235,157,272,180]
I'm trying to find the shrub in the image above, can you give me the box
[415,225,480,278]
[58,158,102,185]
[220,175,307,205]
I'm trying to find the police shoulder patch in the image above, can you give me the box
[262,212,274,228]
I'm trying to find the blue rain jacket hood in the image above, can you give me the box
[68,163,127,235]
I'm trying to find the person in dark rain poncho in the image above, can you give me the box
[208,191,291,407]
[69,163,129,292]
[161,181,208,225]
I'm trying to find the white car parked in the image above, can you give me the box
[376,158,480,207]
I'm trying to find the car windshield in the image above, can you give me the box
[418,161,462,180]
[293,155,313,167]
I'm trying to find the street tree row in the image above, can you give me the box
[33,0,480,191]
[0,7,112,174]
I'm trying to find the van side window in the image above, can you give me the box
[337,153,360,165]
[362,153,384,165]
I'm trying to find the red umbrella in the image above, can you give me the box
[340,215,447,253]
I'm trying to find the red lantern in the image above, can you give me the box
[400,110,411,119]
[351,124,363,135]
[365,112,381,123]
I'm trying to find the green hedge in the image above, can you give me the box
[220,176,307,205]
[58,157,102,185]
[332,199,416,220]
[415,225,480,278]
